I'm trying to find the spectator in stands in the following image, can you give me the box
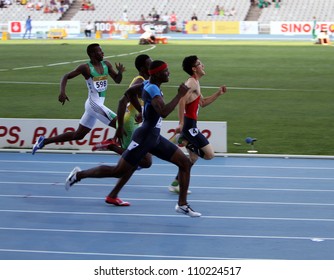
[122,9,128,21]
[81,0,94,11]
[49,0,56,9]
[43,5,51,13]
[150,7,157,18]
[88,1,95,10]
[35,1,43,10]
[84,21,94,37]
[59,6,64,13]
[153,11,160,21]
[170,11,177,32]
[0,0,7,8]
[213,5,220,16]
[26,0,34,10]
[219,6,225,17]
[147,13,153,21]
[162,12,168,22]
[151,8,160,21]
[258,0,270,8]
[191,12,198,21]
[226,7,236,16]
[23,15,32,39]
[140,14,145,21]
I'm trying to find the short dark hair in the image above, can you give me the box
[86,43,100,56]
[182,55,198,76]
[135,54,150,72]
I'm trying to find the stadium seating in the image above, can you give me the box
[70,0,250,23]
[1,0,334,32]
[258,0,334,23]
[0,1,74,22]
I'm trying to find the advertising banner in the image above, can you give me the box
[185,21,240,34]
[94,21,169,34]
[0,119,227,153]
[8,20,81,34]
[271,21,334,35]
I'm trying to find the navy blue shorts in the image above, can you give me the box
[122,126,178,166]
[182,116,209,149]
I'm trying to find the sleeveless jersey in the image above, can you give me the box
[85,61,109,103]
[184,95,200,120]
[142,81,162,130]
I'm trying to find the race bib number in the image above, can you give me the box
[127,140,139,151]
[155,117,162,129]
[93,77,108,92]
[188,127,199,137]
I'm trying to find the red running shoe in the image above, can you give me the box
[92,138,119,151]
[105,196,130,206]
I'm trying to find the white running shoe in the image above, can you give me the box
[168,180,191,194]
[175,204,201,217]
[65,167,81,191]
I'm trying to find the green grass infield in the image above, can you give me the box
[0,39,333,155]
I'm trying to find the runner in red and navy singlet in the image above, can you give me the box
[168,55,227,193]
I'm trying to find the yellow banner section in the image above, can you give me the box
[185,21,240,34]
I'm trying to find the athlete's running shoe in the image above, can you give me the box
[105,196,130,206]
[32,136,45,155]
[92,138,119,151]
[168,180,192,194]
[175,204,201,217]
[65,167,81,191]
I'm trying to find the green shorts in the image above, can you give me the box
[120,113,140,149]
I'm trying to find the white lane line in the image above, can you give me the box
[2,45,156,72]
[1,169,333,180]
[1,194,334,206]
[0,226,333,241]
[2,160,334,170]
[12,65,44,70]
[1,181,334,192]
[0,209,333,222]
[0,248,237,260]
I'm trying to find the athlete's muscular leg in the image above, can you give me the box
[168,148,192,205]
[76,157,135,181]
[43,124,91,145]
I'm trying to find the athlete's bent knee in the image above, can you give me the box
[203,152,215,160]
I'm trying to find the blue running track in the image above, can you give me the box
[0,151,334,260]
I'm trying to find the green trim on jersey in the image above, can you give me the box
[88,61,109,97]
